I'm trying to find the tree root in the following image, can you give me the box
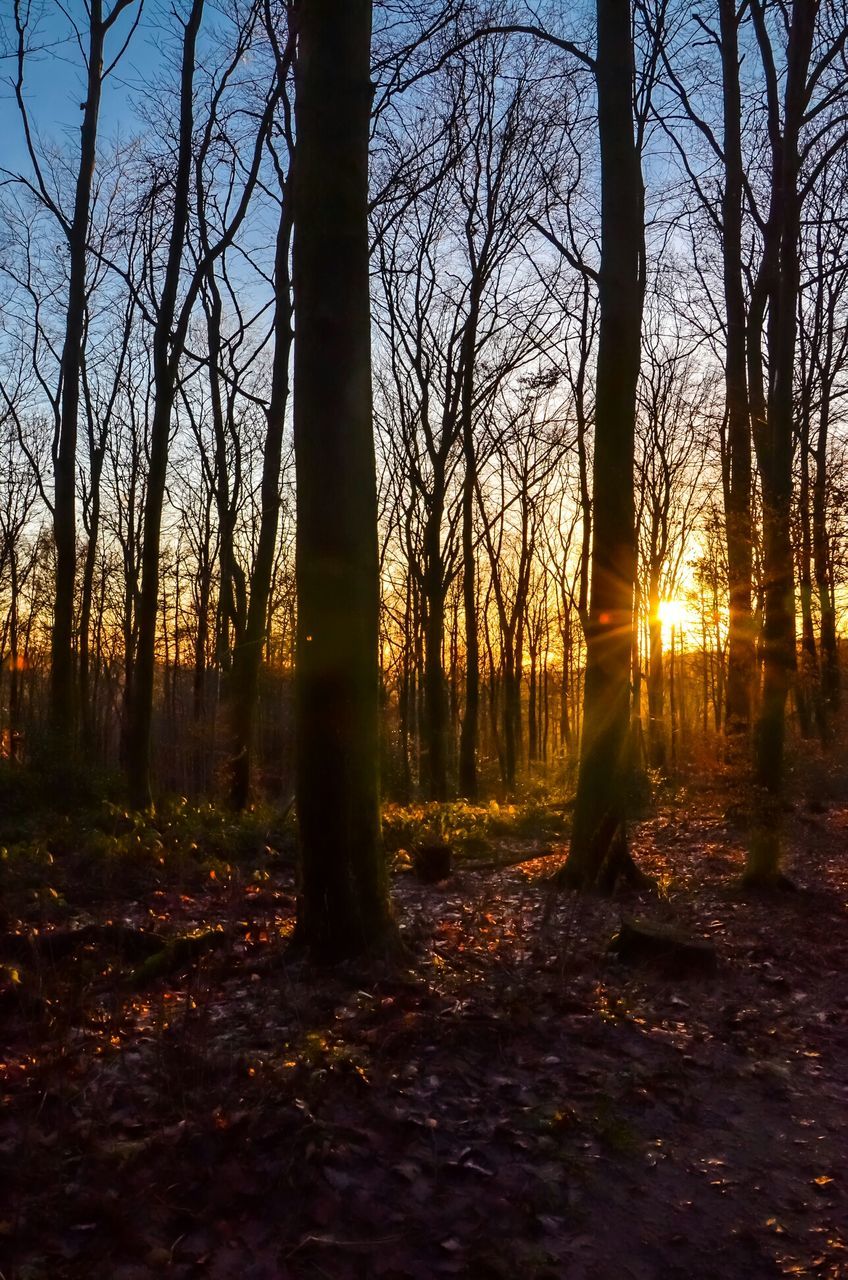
[610,917,718,977]
[127,927,232,987]
[739,869,797,893]
[0,922,165,966]
[552,823,657,895]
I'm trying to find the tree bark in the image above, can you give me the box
[813,384,839,711]
[719,0,755,737]
[50,3,108,749]
[422,495,448,800]
[747,0,817,884]
[291,0,393,960]
[647,566,665,768]
[561,0,647,891]
[458,295,481,798]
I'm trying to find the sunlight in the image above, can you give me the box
[658,599,687,645]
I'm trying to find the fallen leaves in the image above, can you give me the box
[2,779,848,1277]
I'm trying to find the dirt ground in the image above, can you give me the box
[2,773,847,1278]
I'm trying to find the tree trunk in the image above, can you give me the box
[747,0,817,885]
[126,0,204,810]
[719,0,754,737]
[78,441,105,747]
[458,449,480,798]
[647,568,665,768]
[796,394,823,740]
[206,279,238,685]
[50,4,108,750]
[291,0,393,960]
[561,0,646,891]
[502,639,518,794]
[422,497,448,800]
[458,288,482,798]
[813,383,839,711]
[229,146,294,810]
[528,642,538,764]
[560,613,572,753]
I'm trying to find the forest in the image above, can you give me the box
[1,0,847,1276]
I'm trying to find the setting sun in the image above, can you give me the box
[658,599,687,643]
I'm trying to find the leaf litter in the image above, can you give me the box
[1,773,847,1278]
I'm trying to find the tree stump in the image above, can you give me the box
[413,843,452,884]
[609,918,717,978]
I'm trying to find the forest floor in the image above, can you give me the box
[1,760,847,1279]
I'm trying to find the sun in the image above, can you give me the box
[658,599,686,629]
[658,599,687,643]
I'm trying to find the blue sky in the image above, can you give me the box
[1,2,179,176]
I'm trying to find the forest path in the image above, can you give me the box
[2,781,847,1278]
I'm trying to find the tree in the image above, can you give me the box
[655,0,757,737]
[373,36,556,800]
[10,0,142,750]
[800,158,848,717]
[717,0,755,738]
[745,0,840,884]
[478,391,564,792]
[637,305,715,768]
[227,6,296,810]
[291,0,394,960]
[126,0,279,809]
[560,0,648,890]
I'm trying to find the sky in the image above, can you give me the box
[1,1,184,177]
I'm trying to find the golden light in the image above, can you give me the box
[658,599,686,629]
[658,599,687,644]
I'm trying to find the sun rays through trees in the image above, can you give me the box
[0,1,848,904]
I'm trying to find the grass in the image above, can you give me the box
[381,794,571,862]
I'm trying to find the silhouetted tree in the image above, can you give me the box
[291,0,394,959]
[561,0,648,890]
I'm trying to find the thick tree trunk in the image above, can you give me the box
[560,0,646,891]
[291,0,393,960]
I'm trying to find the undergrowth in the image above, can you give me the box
[0,781,294,921]
[1,754,574,923]
[381,794,571,860]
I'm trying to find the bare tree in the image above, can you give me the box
[560,0,649,890]
[126,0,280,808]
[7,0,142,750]
[291,0,394,959]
